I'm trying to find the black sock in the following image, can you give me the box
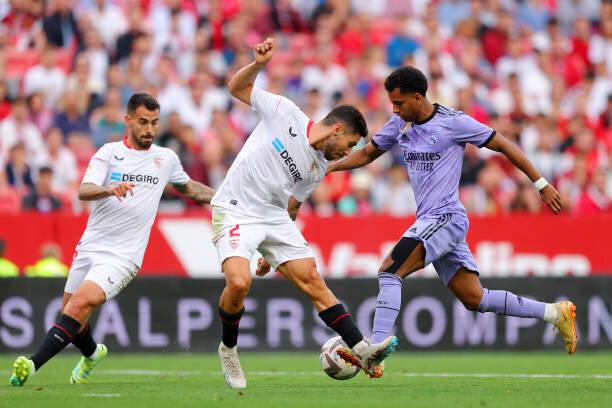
[319,304,363,348]
[30,314,81,370]
[219,306,244,348]
[72,323,97,357]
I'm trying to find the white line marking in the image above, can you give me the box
[83,393,121,398]
[99,369,201,376]
[97,369,612,380]
[400,372,612,380]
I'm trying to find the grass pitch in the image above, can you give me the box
[1,352,611,408]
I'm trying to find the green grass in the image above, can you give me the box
[1,352,611,408]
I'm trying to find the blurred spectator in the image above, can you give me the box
[4,143,34,192]
[337,170,374,216]
[0,80,11,120]
[42,0,82,49]
[27,92,54,134]
[36,127,78,194]
[53,90,91,136]
[0,97,45,164]
[23,46,67,106]
[21,166,62,213]
[575,167,611,214]
[0,238,19,277]
[89,87,125,147]
[24,242,68,277]
[0,169,21,213]
[0,0,609,216]
[85,0,127,52]
[371,164,417,216]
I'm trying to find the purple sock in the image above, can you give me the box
[372,273,402,343]
[477,288,545,319]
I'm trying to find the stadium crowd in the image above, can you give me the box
[0,0,610,216]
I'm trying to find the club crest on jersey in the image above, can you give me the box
[429,134,438,145]
[153,156,164,169]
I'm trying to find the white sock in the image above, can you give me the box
[352,339,368,355]
[543,303,558,324]
[87,348,98,360]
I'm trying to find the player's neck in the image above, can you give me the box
[124,135,150,151]
[308,123,330,150]
[414,100,436,124]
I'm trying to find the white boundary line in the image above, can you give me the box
[97,369,612,380]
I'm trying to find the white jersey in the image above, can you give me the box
[211,87,328,224]
[77,139,190,267]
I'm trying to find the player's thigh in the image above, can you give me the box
[63,280,107,323]
[64,251,92,297]
[221,256,252,294]
[258,221,313,270]
[379,237,426,279]
[212,220,263,272]
[84,256,139,301]
[276,258,337,309]
[447,267,483,310]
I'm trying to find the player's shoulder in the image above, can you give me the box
[151,144,181,160]
[434,103,461,118]
[94,141,122,158]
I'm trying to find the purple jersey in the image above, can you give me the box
[372,104,495,219]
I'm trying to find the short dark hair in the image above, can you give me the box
[127,93,160,113]
[384,66,428,96]
[322,105,368,138]
[39,166,53,176]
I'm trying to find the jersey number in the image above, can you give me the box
[229,225,240,237]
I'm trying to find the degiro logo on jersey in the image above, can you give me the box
[111,172,159,184]
[272,138,302,182]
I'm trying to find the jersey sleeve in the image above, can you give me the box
[168,151,190,185]
[250,86,300,118]
[452,112,496,147]
[371,116,402,151]
[292,180,318,203]
[81,145,111,186]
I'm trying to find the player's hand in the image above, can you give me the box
[256,257,272,277]
[107,183,135,201]
[540,184,562,214]
[253,38,275,66]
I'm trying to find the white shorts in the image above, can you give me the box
[212,208,314,269]
[65,251,140,300]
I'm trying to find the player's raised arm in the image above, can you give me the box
[327,142,385,173]
[483,132,563,214]
[172,180,215,204]
[227,37,275,106]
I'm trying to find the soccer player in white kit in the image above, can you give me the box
[213,38,398,389]
[9,93,215,387]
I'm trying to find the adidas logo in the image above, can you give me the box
[408,227,417,233]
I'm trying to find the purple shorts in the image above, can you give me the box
[403,213,478,285]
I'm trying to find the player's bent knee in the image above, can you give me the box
[379,237,421,275]
[226,276,251,297]
[460,293,482,311]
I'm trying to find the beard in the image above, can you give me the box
[135,133,154,149]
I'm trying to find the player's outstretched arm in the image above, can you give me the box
[172,180,215,204]
[227,37,275,106]
[484,132,563,214]
[78,182,134,201]
[327,142,385,174]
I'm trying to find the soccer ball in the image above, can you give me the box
[319,336,360,380]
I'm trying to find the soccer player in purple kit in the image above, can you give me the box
[328,66,577,378]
